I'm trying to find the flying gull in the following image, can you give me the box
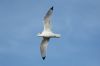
[37,6,61,60]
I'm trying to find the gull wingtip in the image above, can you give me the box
[51,6,53,10]
[42,56,46,60]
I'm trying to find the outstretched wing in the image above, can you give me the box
[40,37,50,60]
[43,6,53,31]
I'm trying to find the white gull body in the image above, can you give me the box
[37,6,61,60]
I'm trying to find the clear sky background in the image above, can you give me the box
[0,0,100,66]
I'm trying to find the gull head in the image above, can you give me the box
[37,32,42,37]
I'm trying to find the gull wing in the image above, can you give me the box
[43,6,53,31]
[40,37,50,60]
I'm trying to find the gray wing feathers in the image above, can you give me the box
[43,7,53,31]
[40,38,50,60]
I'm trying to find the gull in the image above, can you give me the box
[37,6,61,60]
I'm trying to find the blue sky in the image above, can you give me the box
[0,0,100,66]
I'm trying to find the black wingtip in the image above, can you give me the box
[51,6,53,10]
[42,56,46,60]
